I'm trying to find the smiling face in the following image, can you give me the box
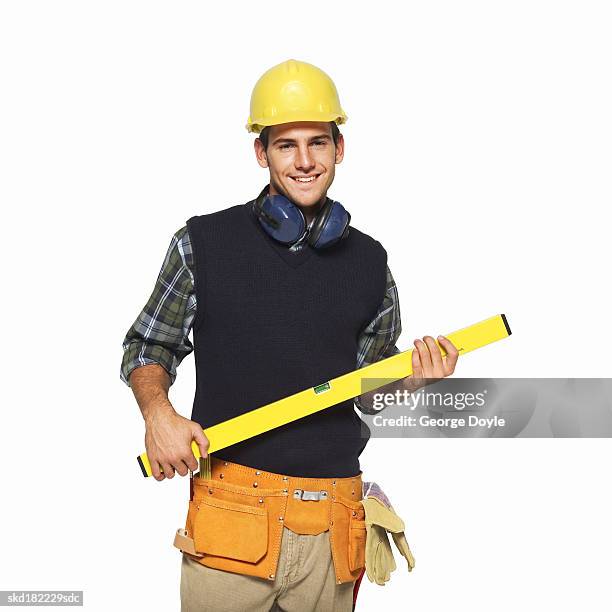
[254,121,344,218]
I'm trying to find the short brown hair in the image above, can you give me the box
[258,122,341,151]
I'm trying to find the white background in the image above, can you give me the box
[1,1,611,610]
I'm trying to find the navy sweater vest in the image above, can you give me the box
[186,198,387,477]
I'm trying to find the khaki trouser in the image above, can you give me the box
[180,525,355,612]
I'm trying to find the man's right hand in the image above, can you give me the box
[144,403,210,481]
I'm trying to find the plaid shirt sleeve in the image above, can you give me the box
[354,265,402,414]
[120,226,196,387]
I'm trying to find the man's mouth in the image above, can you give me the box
[290,174,321,184]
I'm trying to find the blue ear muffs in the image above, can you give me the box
[307,198,350,249]
[256,187,307,245]
[253,185,350,249]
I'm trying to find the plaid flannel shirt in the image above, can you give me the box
[120,223,402,414]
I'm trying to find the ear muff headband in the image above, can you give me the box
[307,198,332,248]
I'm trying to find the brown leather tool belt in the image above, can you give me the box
[179,456,366,584]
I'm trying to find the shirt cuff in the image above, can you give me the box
[120,343,178,387]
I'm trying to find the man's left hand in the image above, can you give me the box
[405,335,459,392]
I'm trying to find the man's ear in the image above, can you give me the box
[254,138,269,168]
[334,132,345,164]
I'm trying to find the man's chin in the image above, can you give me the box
[274,180,327,208]
[286,189,326,209]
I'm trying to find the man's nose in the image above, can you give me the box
[295,144,316,172]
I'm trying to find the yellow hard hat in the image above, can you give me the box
[246,59,348,133]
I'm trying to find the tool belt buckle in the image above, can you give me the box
[293,489,328,501]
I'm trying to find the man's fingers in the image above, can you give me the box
[151,460,165,481]
[174,459,191,477]
[183,450,199,473]
[161,461,175,479]
[438,335,459,374]
[182,425,210,473]
[153,456,190,479]
[192,426,210,461]
[414,339,432,375]
[411,345,422,377]
[410,347,426,392]
[423,336,444,373]
[167,454,192,477]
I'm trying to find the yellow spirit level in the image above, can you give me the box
[137,314,511,477]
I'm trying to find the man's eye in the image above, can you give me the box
[279,143,294,150]
[312,140,326,146]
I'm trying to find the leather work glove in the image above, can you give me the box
[361,482,416,586]
[365,518,396,585]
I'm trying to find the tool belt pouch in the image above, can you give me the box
[182,477,288,581]
[177,462,366,585]
[330,493,367,583]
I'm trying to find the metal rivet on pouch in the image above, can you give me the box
[332,480,336,485]
[352,511,356,516]
[279,516,284,521]
[351,490,355,495]
[282,488,288,493]
[259,498,264,503]
[219,473,224,479]
[253,482,258,488]
[255,470,261,475]
[269,574,274,579]
[282,476,288,481]
[224,462,228,466]
[208,488,213,494]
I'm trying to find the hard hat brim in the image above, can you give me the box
[246,111,348,134]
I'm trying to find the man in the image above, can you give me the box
[121,59,458,612]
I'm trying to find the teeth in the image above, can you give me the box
[293,176,317,183]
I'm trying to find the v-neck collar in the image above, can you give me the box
[243,200,314,269]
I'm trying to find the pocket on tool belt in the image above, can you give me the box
[348,515,367,572]
[192,496,268,564]
[332,495,367,575]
